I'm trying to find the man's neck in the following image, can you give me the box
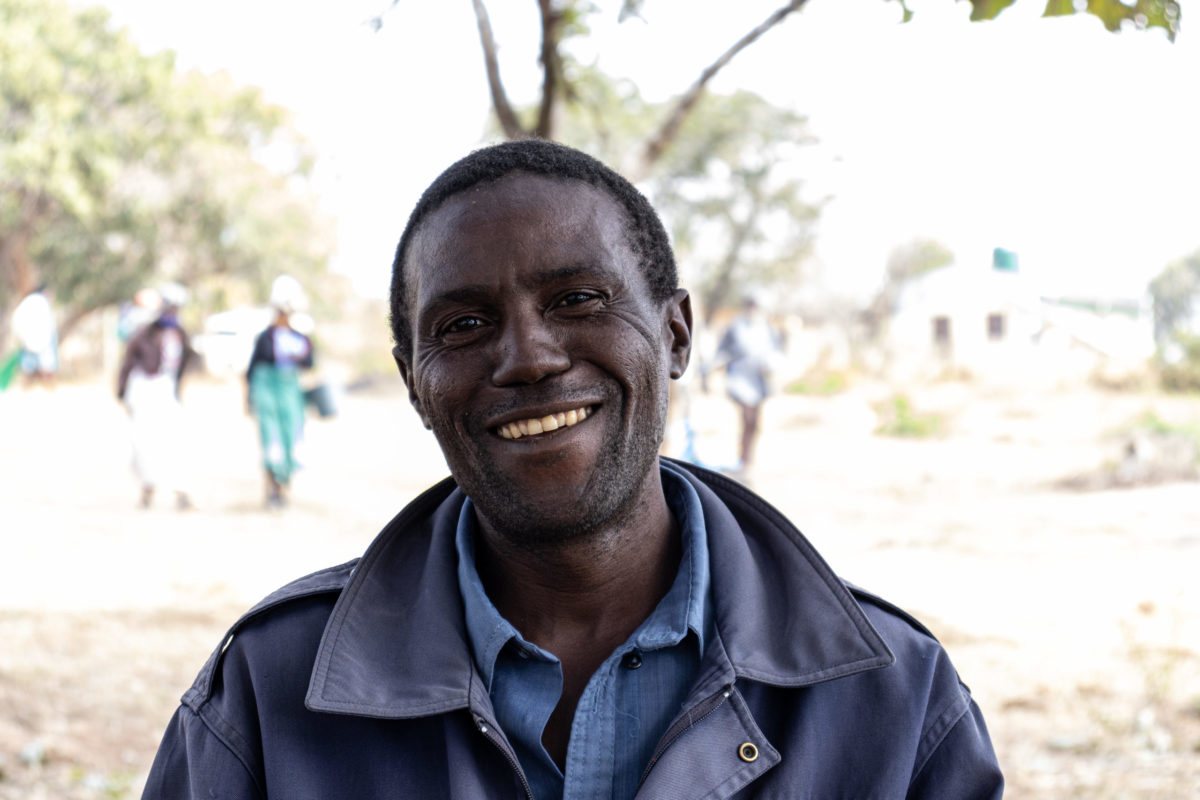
[472,477,680,651]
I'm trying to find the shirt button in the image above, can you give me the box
[621,650,643,670]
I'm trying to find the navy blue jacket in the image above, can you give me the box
[143,461,1003,798]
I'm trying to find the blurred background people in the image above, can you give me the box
[707,296,784,473]
[246,275,314,508]
[117,286,164,343]
[116,283,196,510]
[10,284,59,390]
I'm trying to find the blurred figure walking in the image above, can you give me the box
[116,283,195,510]
[708,296,783,473]
[117,286,164,342]
[11,284,59,389]
[246,275,314,508]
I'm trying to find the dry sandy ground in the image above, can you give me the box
[1,376,1197,798]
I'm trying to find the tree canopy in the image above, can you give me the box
[1149,251,1200,345]
[0,0,331,343]
[1148,250,1200,390]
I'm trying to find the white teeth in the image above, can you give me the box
[496,407,590,440]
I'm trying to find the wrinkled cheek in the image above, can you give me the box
[418,396,474,465]
[633,359,671,425]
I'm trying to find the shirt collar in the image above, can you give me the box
[455,462,712,690]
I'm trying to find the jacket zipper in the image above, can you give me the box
[475,716,536,800]
[637,685,733,788]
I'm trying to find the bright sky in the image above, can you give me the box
[95,0,1199,303]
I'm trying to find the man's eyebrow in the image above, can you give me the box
[528,263,618,287]
[423,285,495,309]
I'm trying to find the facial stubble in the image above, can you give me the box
[445,375,670,554]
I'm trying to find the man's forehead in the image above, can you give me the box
[427,171,616,229]
[406,174,628,272]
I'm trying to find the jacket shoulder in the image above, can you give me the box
[844,582,938,641]
[182,560,357,709]
[248,559,357,617]
[842,582,963,684]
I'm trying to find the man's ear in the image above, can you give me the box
[664,289,693,380]
[392,345,432,430]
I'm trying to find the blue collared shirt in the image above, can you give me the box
[456,462,712,800]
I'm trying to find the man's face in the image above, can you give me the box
[396,172,691,546]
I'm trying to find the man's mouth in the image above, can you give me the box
[495,406,593,440]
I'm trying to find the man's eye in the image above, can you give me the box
[444,316,485,334]
[557,291,599,307]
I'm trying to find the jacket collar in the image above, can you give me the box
[673,459,893,689]
[306,460,893,718]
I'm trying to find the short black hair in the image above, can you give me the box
[388,139,677,355]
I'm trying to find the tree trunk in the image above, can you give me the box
[534,0,564,139]
[702,197,763,327]
[472,0,527,139]
[3,188,49,298]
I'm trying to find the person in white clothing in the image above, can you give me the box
[11,284,59,389]
[116,283,196,510]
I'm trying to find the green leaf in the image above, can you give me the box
[1040,0,1181,40]
[967,0,1020,22]
[885,0,916,23]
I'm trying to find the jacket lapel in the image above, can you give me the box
[306,478,477,718]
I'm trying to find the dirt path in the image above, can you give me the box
[1,378,1197,798]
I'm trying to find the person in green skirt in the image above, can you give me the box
[246,275,314,508]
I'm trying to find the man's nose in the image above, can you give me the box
[490,312,570,385]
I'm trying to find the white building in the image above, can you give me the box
[888,262,1154,386]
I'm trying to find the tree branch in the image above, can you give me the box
[534,0,563,139]
[471,0,527,139]
[633,0,809,181]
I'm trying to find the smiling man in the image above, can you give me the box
[143,140,1003,799]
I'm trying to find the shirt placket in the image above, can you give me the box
[563,650,621,800]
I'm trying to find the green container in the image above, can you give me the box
[0,350,21,391]
[304,383,337,418]
[993,247,1019,272]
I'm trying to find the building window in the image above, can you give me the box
[932,316,951,345]
[987,313,1005,340]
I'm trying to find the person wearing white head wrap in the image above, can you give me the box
[268,274,307,315]
[246,275,315,507]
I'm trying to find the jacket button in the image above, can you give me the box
[738,742,758,763]
[621,650,643,669]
